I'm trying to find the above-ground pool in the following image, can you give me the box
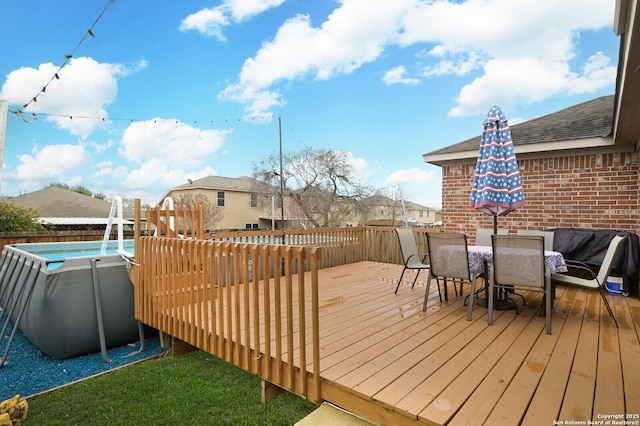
[0,240,141,360]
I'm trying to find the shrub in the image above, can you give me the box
[0,202,45,232]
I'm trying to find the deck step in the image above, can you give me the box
[295,402,374,426]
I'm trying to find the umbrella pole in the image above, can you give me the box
[493,215,498,234]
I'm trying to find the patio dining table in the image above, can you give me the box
[468,245,568,309]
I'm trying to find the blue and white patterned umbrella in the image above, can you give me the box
[470,106,525,227]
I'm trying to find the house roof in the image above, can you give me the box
[162,176,259,202]
[423,95,614,164]
[1,186,135,222]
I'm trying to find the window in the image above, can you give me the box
[217,191,225,207]
[419,211,424,218]
[245,223,259,229]
[250,193,258,208]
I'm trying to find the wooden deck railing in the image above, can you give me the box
[131,200,437,403]
[207,226,435,268]
[133,236,323,401]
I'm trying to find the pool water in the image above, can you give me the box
[9,240,135,270]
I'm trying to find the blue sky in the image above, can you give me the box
[0,0,619,208]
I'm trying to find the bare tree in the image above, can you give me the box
[173,192,225,231]
[376,186,406,226]
[349,184,379,226]
[252,147,358,227]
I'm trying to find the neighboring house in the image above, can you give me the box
[163,176,301,231]
[422,1,640,237]
[357,195,438,227]
[164,176,439,230]
[403,200,440,227]
[0,186,134,230]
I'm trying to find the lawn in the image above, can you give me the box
[25,350,318,425]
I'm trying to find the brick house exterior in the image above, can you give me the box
[423,96,640,243]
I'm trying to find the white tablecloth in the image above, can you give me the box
[468,245,568,275]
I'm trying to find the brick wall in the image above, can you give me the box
[442,151,640,243]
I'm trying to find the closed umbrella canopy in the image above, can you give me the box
[469,106,524,230]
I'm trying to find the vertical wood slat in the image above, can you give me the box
[273,245,283,387]
[285,248,295,390]
[251,244,261,375]
[242,244,251,370]
[296,247,307,397]
[263,246,272,381]
[309,246,321,402]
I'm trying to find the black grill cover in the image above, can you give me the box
[549,228,640,297]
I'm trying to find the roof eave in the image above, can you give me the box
[423,136,615,166]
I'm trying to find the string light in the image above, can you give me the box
[15,0,116,116]
[7,110,277,125]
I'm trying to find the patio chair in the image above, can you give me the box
[516,229,555,251]
[487,235,552,334]
[473,228,509,301]
[552,234,626,328]
[394,228,430,294]
[475,228,508,246]
[423,232,480,312]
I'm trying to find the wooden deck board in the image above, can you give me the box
[520,286,584,426]
[161,261,640,425]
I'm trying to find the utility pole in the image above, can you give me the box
[0,100,8,195]
[279,116,285,231]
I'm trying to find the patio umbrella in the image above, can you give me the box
[469,106,525,233]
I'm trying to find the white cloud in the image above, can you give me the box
[186,166,219,182]
[225,0,287,21]
[11,144,89,187]
[383,66,420,86]
[343,151,371,182]
[0,57,147,138]
[397,0,615,116]
[220,0,414,115]
[179,0,286,40]
[567,51,617,94]
[179,8,229,41]
[117,119,228,195]
[218,0,615,117]
[384,167,441,207]
[89,139,114,153]
[385,167,438,187]
[91,161,127,179]
[119,118,231,167]
[122,159,186,190]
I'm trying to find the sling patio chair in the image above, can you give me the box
[474,228,509,301]
[424,232,480,312]
[475,228,508,246]
[516,229,555,251]
[394,228,430,294]
[552,234,626,328]
[486,235,552,334]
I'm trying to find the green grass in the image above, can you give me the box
[26,350,318,425]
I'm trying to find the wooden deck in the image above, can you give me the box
[280,261,640,426]
[132,205,640,424]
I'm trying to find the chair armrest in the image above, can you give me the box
[406,253,429,263]
[562,259,597,280]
